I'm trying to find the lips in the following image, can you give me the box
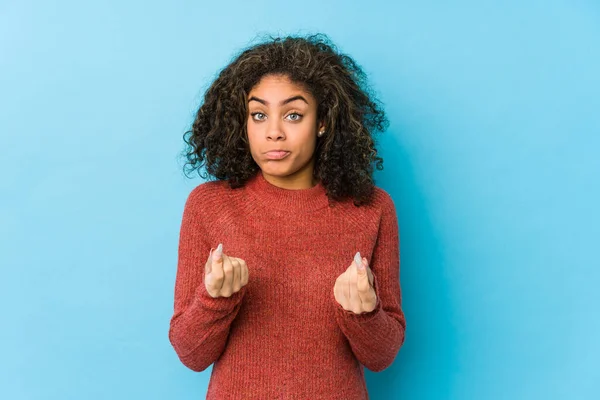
[264,150,290,160]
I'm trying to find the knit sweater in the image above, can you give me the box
[168,172,406,399]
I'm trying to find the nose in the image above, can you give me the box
[266,119,285,141]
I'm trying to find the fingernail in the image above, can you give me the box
[213,243,223,259]
[354,252,362,268]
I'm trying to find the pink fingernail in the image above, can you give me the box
[354,252,362,267]
[213,243,223,260]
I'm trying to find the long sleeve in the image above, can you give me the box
[168,186,247,372]
[331,194,406,372]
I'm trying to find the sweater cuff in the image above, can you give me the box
[195,280,247,312]
[332,272,383,323]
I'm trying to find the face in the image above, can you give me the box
[246,74,324,189]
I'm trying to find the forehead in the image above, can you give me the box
[248,74,313,100]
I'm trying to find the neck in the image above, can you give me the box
[245,171,330,213]
[261,160,317,190]
[261,173,318,190]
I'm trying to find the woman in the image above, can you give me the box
[168,33,406,399]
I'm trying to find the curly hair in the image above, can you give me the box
[181,33,389,206]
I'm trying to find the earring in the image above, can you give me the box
[318,130,325,137]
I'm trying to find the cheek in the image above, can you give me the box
[299,129,317,151]
[246,122,260,154]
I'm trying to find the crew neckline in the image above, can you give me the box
[245,172,330,213]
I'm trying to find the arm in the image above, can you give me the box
[168,186,247,372]
[331,194,406,372]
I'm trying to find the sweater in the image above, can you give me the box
[168,171,406,399]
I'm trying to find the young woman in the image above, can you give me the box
[168,33,406,399]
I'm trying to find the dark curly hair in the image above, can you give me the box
[181,33,389,206]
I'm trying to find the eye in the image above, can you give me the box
[286,112,303,122]
[250,112,266,121]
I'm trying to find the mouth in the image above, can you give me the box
[264,150,290,160]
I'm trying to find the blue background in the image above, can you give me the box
[1,1,598,399]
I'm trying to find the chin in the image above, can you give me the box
[260,163,298,177]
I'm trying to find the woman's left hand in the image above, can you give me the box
[333,252,378,314]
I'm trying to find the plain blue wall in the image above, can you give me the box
[1,1,598,399]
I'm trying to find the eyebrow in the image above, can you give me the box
[248,95,309,106]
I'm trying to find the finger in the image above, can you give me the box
[208,243,225,291]
[356,257,377,307]
[357,277,377,308]
[239,258,249,286]
[205,248,214,276]
[354,251,363,269]
[348,273,361,313]
[231,257,241,292]
[221,254,235,296]
[356,257,370,294]
[335,275,350,310]
[366,262,374,287]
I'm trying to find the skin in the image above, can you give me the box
[246,74,324,190]
[204,74,378,314]
[204,243,249,298]
[333,252,377,314]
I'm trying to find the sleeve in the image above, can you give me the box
[330,193,406,372]
[168,186,247,372]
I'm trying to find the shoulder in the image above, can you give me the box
[360,186,397,217]
[367,187,399,235]
[183,179,231,212]
[188,179,229,197]
[331,185,396,226]
[371,186,395,208]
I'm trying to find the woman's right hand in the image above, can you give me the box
[204,243,249,298]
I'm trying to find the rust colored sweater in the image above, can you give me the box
[168,172,406,399]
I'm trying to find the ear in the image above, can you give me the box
[318,121,326,132]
